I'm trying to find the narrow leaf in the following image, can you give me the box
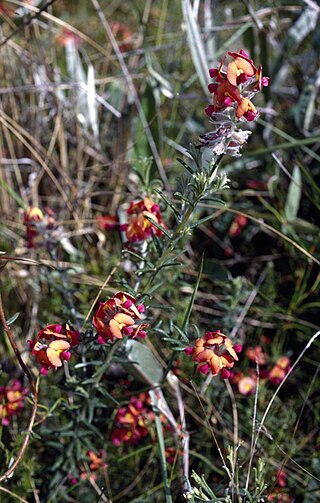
[284,165,302,223]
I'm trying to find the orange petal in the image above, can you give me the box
[236,98,249,118]
[209,354,223,376]
[220,353,235,369]
[195,348,214,363]
[49,340,70,351]
[109,319,123,339]
[206,336,224,345]
[113,313,135,326]
[46,348,63,367]
[143,197,154,211]
[225,338,238,360]
[226,61,239,86]
[234,56,255,76]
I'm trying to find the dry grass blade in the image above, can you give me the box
[181,0,209,94]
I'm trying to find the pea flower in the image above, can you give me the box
[238,375,257,395]
[185,330,242,378]
[58,28,82,47]
[93,292,147,344]
[0,380,28,426]
[38,323,80,346]
[23,206,57,248]
[245,345,268,365]
[229,214,248,237]
[206,49,269,121]
[28,323,78,375]
[79,450,107,481]
[97,214,119,230]
[226,50,256,86]
[68,450,108,484]
[111,393,159,446]
[120,197,166,243]
[110,21,135,53]
[268,356,291,385]
[199,49,269,157]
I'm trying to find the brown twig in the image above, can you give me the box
[0,293,39,482]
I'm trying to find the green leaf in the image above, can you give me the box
[6,312,20,325]
[284,165,302,223]
[121,339,163,386]
[132,81,159,168]
[154,188,181,219]
[177,157,194,174]
[286,7,318,52]
[144,214,172,238]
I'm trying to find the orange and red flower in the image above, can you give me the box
[238,375,257,395]
[185,330,242,378]
[110,21,135,53]
[229,214,248,237]
[268,356,291,385]
[93,292,147,344]
[206,49,268,122]
[245,345,268,365]
[23,206,57,248]
[121,197,166,243]
[226,50,256,86]
[29,323,78,375]
[97,214,119,230]
[111,393,164,447]
[57,28,82,47]
[0,380,28,426]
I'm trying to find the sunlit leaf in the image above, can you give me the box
[121,339,163,386]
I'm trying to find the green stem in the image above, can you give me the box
[142,151,225,293]
[149,389,173,503]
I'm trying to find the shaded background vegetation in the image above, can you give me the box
[0,0,319,501]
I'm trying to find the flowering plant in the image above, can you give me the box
[0,381,28,426]
[199,49,269,157]
[93,292,147,344]
[121,197,167,243]
[28,324,79,375]
[185,330,242,377]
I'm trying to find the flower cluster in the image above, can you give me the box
[0,380,28,426]
[112,393,154,446]
[231,347,291,395]
[110,21,135,53]
[58,28,82,47]
[185,330,242,378]
[93,292,148,344]
[80,450,107,481]
[268,356,291,385]
[205,49,269,121]
[23,206,57,248]
[68,450,107,485]
[267,469,294,502]
[97,214,118,230]
[97,196,167,245]
[28,324,79,375]
[120,197,166,243]
[229,214,248,237]
[199,50,269,157]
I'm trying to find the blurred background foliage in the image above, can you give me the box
[0,0,319,501]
